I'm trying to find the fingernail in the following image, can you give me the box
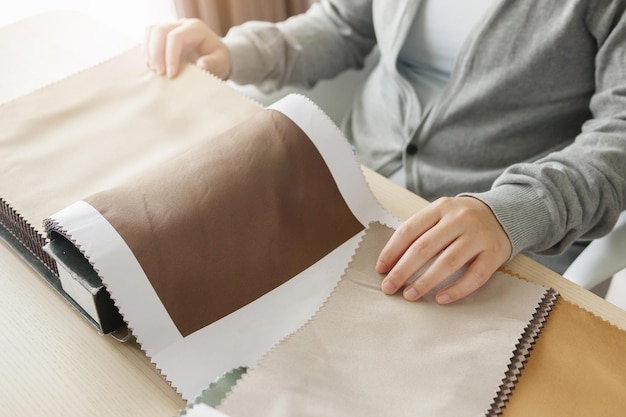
[375,260,388,272]
[436,293,451,304]
[404,287,419,301]
[381,280,396,294]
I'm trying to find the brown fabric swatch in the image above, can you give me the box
[501,297,626,417]
[86,109,364,337]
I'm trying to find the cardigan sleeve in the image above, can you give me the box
[464,3,626,259]
[222,0,376,92]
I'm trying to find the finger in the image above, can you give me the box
[401,234,478,301]
[380,222,459,295]
[434,252,500,304]
[147,23,179,75]
[164,27,186,78]
[144,25,155,69]
[376,210,439,274]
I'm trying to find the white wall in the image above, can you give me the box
[0,0,177,41]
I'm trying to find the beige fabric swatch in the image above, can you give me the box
[502,297,626,417]
[0,45,261,237]
[219,222,549,417]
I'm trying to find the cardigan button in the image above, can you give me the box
[406,143,418,155]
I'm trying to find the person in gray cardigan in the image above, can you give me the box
[146,0,626,304]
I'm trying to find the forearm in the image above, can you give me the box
[466,140,626,259]
[223,0,376,91]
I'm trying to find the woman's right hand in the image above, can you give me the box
[145,18,231,79]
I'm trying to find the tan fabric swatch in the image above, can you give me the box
[86,109,363,337]
[502,297,626,417]
[0,45,260,237]
[218,222,549,417]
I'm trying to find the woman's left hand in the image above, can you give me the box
[376,196,512,304]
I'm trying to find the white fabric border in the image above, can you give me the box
[269,94,401,230]
[185,403,229,417]
[48,200,182,352]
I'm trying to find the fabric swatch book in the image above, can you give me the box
[1,13,626,417]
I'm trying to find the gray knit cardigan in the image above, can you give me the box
[224,0,626,259]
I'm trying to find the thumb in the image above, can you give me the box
[196,52,231,80]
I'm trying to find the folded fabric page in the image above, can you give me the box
[218,222,551,417]
[82,107,364,337]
